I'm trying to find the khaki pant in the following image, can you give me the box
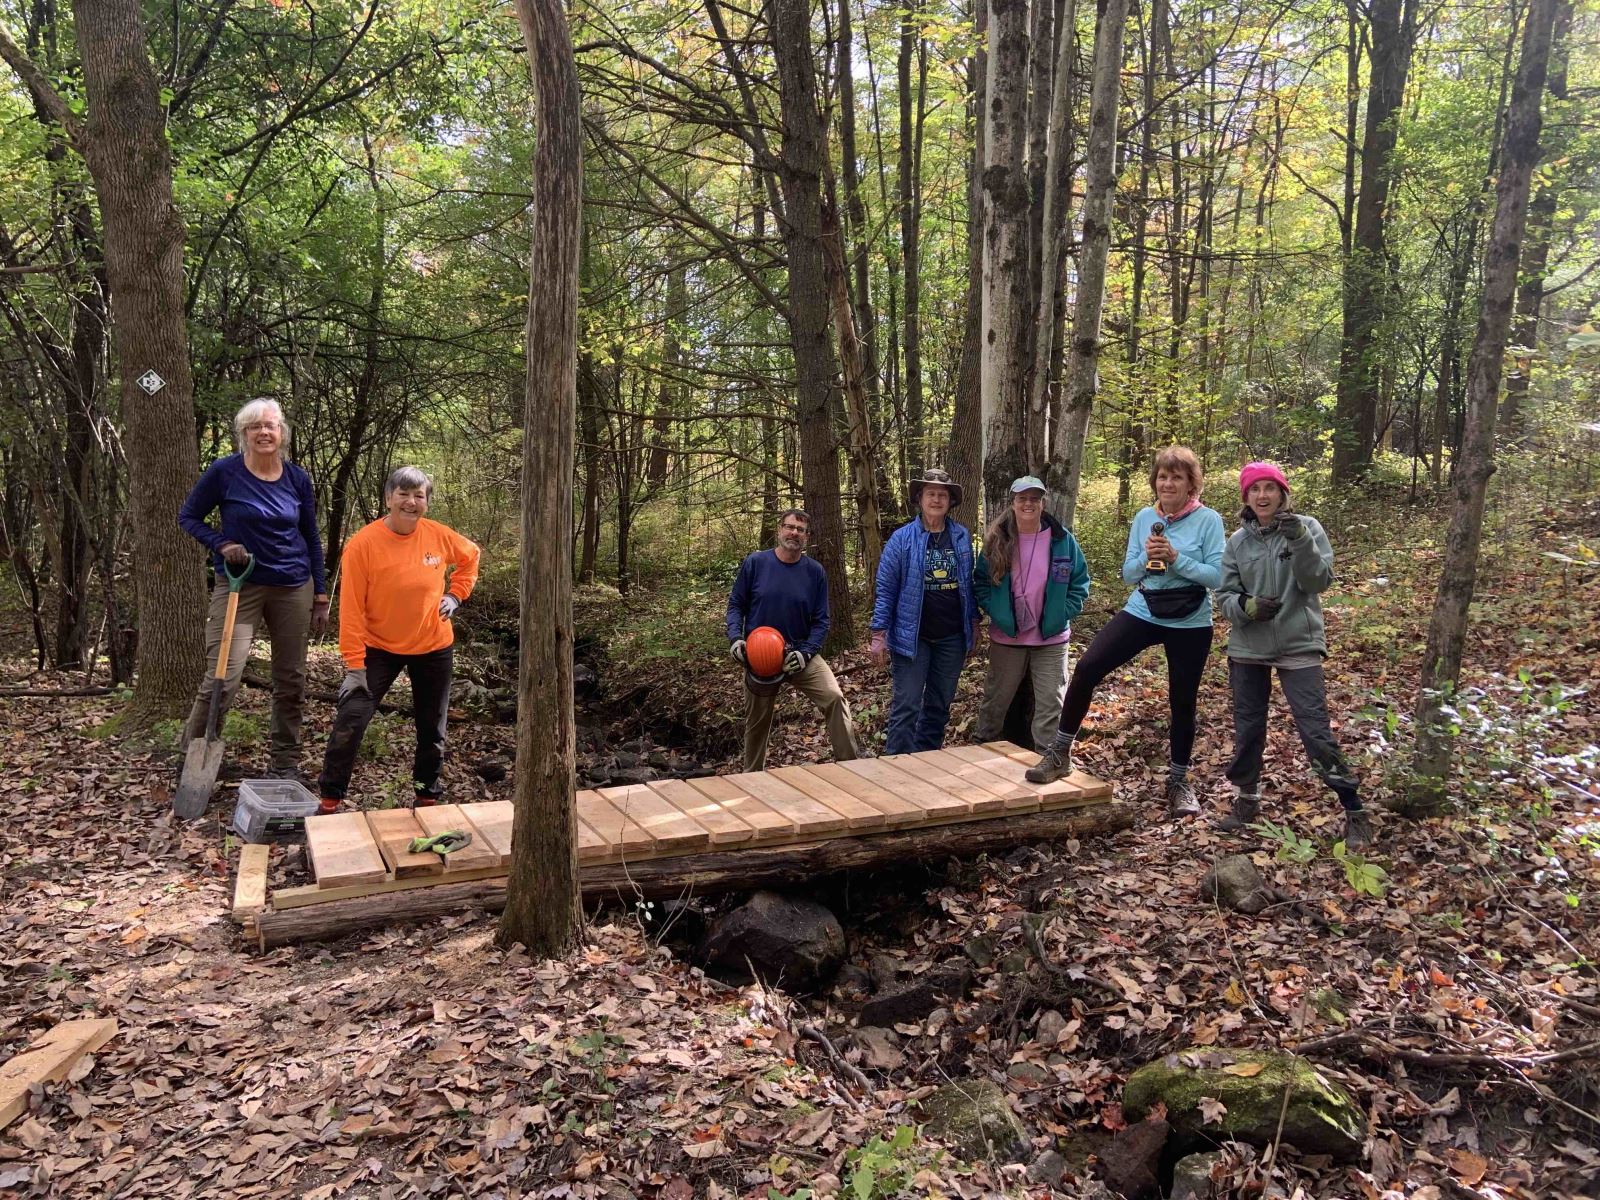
[743,654,862,772]
[184,579,313,771]
[973,641,1069,753]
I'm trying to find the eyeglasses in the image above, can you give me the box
[779,524,810,534]
[246,422,282,433]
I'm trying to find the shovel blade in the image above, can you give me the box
[174,737,226,820]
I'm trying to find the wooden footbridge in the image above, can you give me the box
[236,742,1127,947]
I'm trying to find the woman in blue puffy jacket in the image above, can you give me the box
[868,468,979,754]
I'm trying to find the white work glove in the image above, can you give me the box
[730,639,747,665]
[338,669,369,703]
[439,594,461,620]
[783,649,807,675]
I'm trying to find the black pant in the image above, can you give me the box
[1055,610,1213,766]
[1225,660,1360,809]
[318,645,453,802]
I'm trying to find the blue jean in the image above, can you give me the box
[885,634,965,754]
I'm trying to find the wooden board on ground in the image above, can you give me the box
[769,766,887,829]
[980,741,1114,798]
[836,757,970,821]
[457,801,514,866]
[802,762,925,827]
[414,804,500,872]
[271,865,509,910]
[735,771,850,836]
[365,808,445,878]
[648,778,758,846]
[576,789,659,857]
[597,784,713,852]
[232,844,270,920]
[924,748,1043,811]
[308,811,388,888]
[881,753,1008,814]
[683,775,795,841]
[944,744,1092,806]
[1,1018,118,1129]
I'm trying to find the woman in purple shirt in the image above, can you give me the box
[178,398,328,779]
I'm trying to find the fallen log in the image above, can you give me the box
[254,801,1135,948]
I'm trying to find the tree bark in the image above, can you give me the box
[767,0,856,652]
[498,0,583,956]
[1409,0,1558,808]
[900,0,926,476]
[1049,0,1129,525]
[946,14,986,511]
[835,0,881,426]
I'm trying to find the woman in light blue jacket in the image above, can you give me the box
[1026,446,1224,815]
[868,468,978,754]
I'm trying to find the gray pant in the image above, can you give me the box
[744,654,862,772]
[974,641,1069,752]
[1225,659,1359,808]
[184,579,313,771]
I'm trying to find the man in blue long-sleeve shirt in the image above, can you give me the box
[725,509,863,771]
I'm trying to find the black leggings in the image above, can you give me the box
[1055,610,1213,765]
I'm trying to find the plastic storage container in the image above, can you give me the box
[232,778,321,843]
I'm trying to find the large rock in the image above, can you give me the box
[916,1078,1026,1162]
[696,891,845,994]
[1199,855,1271,914]
[858,965,970,1028]
[1094,1118,1168,1199]
[1170,1150,1226,1200]
[1122,1048,1363,1162]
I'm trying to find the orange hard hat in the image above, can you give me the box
[744,626,787,678]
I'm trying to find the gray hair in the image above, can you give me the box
[233,397,289,449]
[384,465,433,502]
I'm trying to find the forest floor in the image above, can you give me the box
[1,500,1598,1199]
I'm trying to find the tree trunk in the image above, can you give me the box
[835,0,881,428]
[1409,0,1558,809]
[1332,0,1416,483]
[577,354,602,583]
[767,0,856,653]
[499,0,583,957]
[1048,0,1129,525]
[946,19,986,514]
[69,0,207,724]
[899,0,926,476]
[647,263,684,489]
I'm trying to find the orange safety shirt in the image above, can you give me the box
[338,517,481,669]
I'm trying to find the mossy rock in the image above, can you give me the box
[1122,1048,1363,1162]
[916,1078,1026,1162]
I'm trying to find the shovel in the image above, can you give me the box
[174,554,254,820]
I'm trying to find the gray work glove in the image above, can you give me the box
[1275,513,1306,540]
[730,639,747,665]
[1244,596,1282,621]
[439,594,461,621]
[338,669,369,703]
[783,649,808,675]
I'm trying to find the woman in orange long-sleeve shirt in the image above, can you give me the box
[317,466,480,813]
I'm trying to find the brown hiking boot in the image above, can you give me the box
[1341,808,1374,850]
[1025,746,1071,785]
[1166,777,1200,816]
[1217,791,1261,832]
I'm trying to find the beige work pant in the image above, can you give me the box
[183,579,313,771]
[743,654,862,772]
[973,641,1070,753]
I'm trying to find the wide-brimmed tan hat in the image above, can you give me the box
[909,467,964,510]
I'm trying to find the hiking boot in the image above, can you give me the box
[412,794,439,808]
[1217,791,1261,833]
[1341,808,1374,850]
[1165,777,1201,816]
[265,765,310,787]
[1026,746,1071,785]
[318,796,340,815]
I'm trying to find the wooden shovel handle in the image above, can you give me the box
[212,590,241,681]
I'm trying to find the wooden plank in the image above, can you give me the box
[364,808,446,878]
[803,762,925,828]
[836,757,971,821]
[232,844,270,921]
[576,789,659,857]
[682,775,795,841]
[923,748,1042,812]
[980,741,1114,799]
[647,778,757,846]
[881,753,1005,813]
[412,804,500,872]
[270,865,508,910]
[770,766,886,829]
[596,784,712,853]
[575,814,609,862]
[735,771,850,836]
[307,811,388,888]
[458,801,515,866]
[1,1019,118,1130]
[944,744,1094,807]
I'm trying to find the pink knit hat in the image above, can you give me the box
[1239,461,1290,498]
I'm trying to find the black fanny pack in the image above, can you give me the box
[1139,584,1207,620]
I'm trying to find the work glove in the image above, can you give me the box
[1244,595,1283,622]
[311,594,330,635]
[730,639,747,665]
[439,594,461,621]
[783,649,808,675]
[1275,513,1306,540]
[218,541,251,567]
[338,669,369,704]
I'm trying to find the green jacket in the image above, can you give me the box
[1216,511,1335,659]
[975,514,1091,639]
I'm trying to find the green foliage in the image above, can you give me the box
[222,711,264,750]
[1331,842,1390,897]
[1255,819,1317,865]
[843,1126,919,1200]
